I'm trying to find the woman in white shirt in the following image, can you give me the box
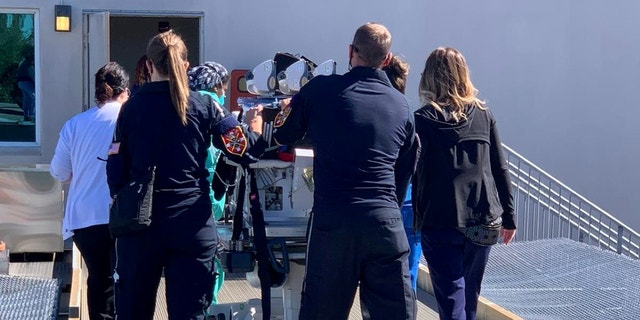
[50,62,130,320]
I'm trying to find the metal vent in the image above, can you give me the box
[0,274,59,320]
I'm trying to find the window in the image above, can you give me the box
[0,11,37,143]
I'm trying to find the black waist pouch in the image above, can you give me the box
[109,167,155,238]
[457,216,502,246]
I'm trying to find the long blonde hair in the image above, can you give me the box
[147,30,190,125]
[418,47,485,123]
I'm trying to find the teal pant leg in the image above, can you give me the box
[211,258,225,305]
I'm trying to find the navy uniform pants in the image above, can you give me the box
[299,208,417,320]
[113,209,217,320]
[421,227,491,320]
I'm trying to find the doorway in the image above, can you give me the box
[83,12,201,109]
[110,17,200,83]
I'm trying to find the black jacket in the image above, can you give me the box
[412,104,516,230]
[274,67,417,212]
[106,81,267,218]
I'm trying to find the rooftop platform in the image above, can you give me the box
[472,238,638,319]
[9,237,638,319]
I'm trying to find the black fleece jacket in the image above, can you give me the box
[412,104,516,230]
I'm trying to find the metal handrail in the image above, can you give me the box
[503,144,640,259]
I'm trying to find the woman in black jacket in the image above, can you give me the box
[413,47,516,320]
[106,30,266,320]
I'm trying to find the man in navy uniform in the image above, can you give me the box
[274,22,418,320]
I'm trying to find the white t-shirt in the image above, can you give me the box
[50,101,121,239]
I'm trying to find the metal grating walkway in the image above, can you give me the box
[151,272,439,319]
[0,274,60,320]
[482,238,640,319]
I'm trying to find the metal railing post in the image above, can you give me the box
[617,225,624,254]
[503,143,639,259]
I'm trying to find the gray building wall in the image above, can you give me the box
[1,0,638,230]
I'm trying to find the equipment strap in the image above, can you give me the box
[248,168,273,319]
[231,170,247,241]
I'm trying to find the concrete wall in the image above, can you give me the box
[1,0,638,230]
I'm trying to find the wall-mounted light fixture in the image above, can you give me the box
[54,5,71,32]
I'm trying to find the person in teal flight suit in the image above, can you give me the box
[188,61,231,305]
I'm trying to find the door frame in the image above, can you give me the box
[82,9,204,110]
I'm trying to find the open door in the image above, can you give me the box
[83,11,110,110]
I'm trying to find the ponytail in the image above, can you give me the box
[147,30,190,125]
[167,44,189,125]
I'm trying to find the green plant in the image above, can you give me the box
[0,13,34,105]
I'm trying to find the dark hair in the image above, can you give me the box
[94,62,129,105]
[383,55,409,94]
[133,54,150,87]
[147,30,189,125]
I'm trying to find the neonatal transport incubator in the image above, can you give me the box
[212,53,336,320]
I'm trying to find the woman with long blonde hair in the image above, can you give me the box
[106,30,265,319]
[413,47,516,320]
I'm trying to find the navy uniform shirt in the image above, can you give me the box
[107,81,267,218]
[273,67,416,214]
